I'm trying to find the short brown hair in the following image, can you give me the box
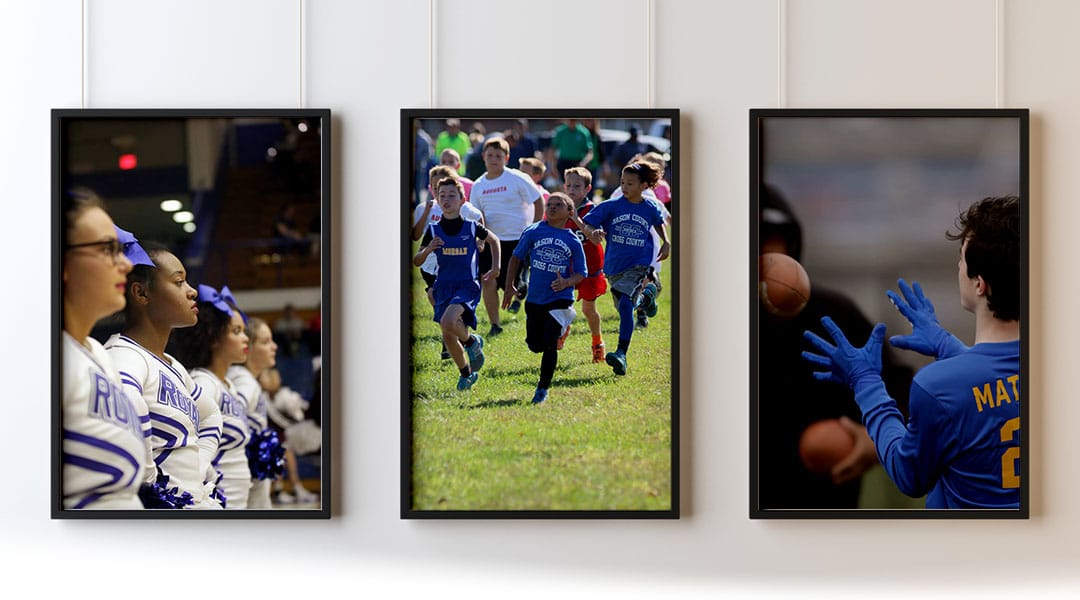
[435,177,465,198]
[519,157,546,176]
[428,164,458,183]
[563,166,592,186]
[482,136,510,155]
[546,192,574,212]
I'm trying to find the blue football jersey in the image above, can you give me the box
[860,340,1020,509]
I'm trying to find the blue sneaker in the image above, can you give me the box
[465,334,485,372]
[457,372,479,391]
[531,388,549,404]
[641,283,658,317]
[508,299,522,314]
[605,350,627,376]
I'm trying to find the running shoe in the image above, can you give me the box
[605,350,628,376]
[457,372,479,390]
[466,334,485,372]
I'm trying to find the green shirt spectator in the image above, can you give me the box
[435,119,472,175]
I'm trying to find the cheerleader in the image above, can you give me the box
[226,316,283,508]
[171,286,251,508]
[104,240,223,508]
[61,189,146,509]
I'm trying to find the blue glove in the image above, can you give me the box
[802,316,886,392]
[886,278,968,360]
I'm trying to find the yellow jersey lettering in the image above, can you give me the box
[1008,374,1020,402]
[972,375,1020,412]
[973,384,993,413]
[442,247,468,256]
[996,379,1011,407]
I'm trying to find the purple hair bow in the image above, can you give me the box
[114,225,155,267]
[220,285,248,324]
[198,284,247,323]
[197,284,234,317]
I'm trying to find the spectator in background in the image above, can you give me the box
[414,122,435,208]
[611,125,648,174]
[273,303,307,357]
[507,119,541,168]
[464,131,489,181]
[518,157,551,203]
[434,119,471,175]
[581,118,604,187]
[439,149,474,198]
[273,202,311,257]
[549,119,594,184]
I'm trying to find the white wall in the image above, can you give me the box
[4,0,1077,596]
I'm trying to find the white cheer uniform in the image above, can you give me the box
[62,333,148,509]
[226,365,272,508]
[195,368,251,509]
[105,334,219,508]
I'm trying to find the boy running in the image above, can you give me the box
[413,178,500,390]
[502,193,587,404]
[562,167,609,362]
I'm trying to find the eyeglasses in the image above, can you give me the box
[65,239,127,265]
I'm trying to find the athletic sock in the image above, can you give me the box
[463,335,475,348]
[617,293,635,342]
[538,349,558,389]
[459,366,472,378]
[592,334,604,346]
[617,338,631,354]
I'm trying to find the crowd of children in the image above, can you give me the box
[410,125,673,403]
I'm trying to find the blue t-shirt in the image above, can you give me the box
[513,221,587,305]
[581,197,665,276]
[859,340,1021,509]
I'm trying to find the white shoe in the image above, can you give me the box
[294,487,318,503]
[276,491,296,504]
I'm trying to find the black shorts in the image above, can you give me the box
[478,238,520,290]
[524,299,573,353]
[420,269,437,290]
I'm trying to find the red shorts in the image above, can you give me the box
[576,273,608,302]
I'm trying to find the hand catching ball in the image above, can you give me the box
[798,418,856,476]
[759,252,811,319]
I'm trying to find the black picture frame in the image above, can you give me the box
[401,109,679,518]
[749,108,1029,519]
[53,108,331,519]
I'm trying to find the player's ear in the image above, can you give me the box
[129,279,151,305]
[974,275,989,297]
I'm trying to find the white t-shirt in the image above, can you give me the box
[470,168,541,241]
[63,333,148,509]
[413,201,483,275]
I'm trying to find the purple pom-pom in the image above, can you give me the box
[246,429,286,480]
[138,470,195,509]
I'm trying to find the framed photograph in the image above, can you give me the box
[53,109,331,518]
[401,109,679,517]
[750,109,1028,518]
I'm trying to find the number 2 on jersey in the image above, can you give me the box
[999,417,1020,489]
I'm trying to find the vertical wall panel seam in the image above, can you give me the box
[429,0,435,108]
[300,0,306,108]
[81,0,87,107]
[996,0,1005,107]
[647,0,653,108]
[778,0,786,108]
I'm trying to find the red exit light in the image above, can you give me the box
[118,153,137,170]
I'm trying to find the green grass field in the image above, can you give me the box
[408,251,674,511]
